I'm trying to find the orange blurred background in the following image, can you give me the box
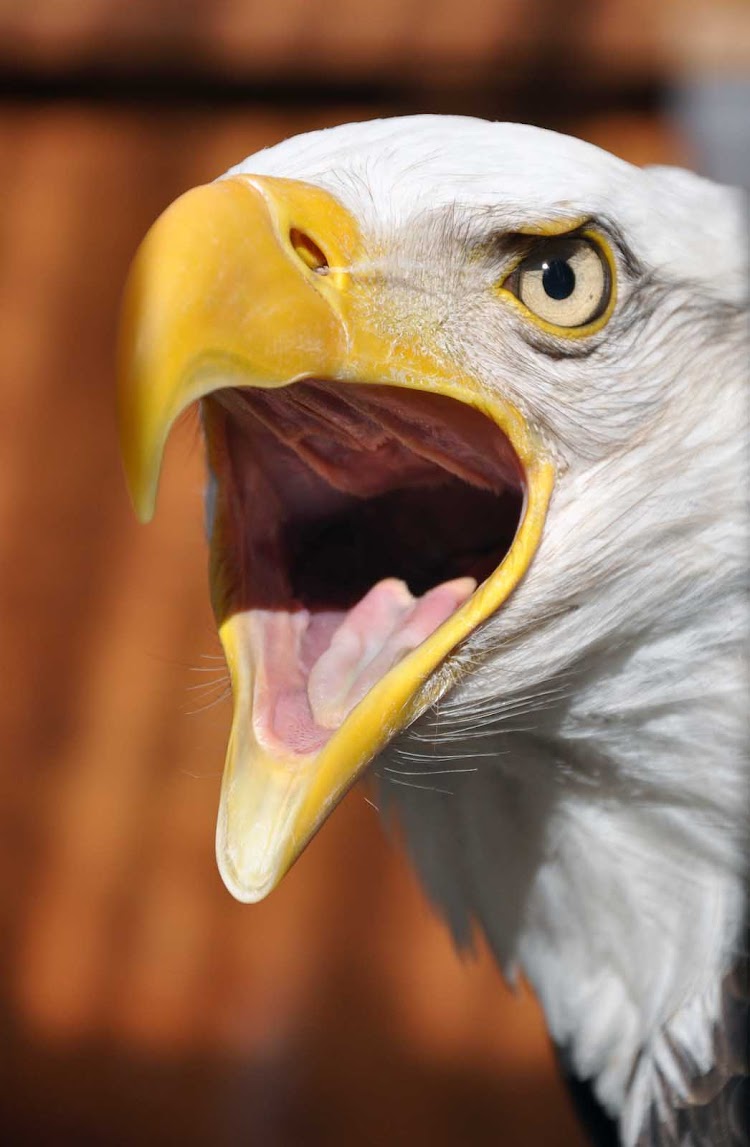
[0,2,746,1143]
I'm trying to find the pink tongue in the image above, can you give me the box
[307,576,476,729]
[250,576,476,754]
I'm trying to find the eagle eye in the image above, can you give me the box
[503,234,612,331]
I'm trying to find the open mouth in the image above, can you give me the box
[205,380,525,758]
[116,170,554,899]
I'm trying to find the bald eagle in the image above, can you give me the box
[117,116,749,1146]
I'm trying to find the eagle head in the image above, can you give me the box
[117,116,749,1145]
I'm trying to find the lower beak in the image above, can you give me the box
[117,174,553,902]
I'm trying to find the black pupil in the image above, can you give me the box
[542,259,575,301]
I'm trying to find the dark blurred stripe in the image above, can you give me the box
[0,63,665,125]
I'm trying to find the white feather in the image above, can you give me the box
[227,116,749,1143]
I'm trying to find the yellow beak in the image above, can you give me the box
[117,174,554,902]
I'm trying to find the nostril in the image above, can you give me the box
[290,228,329,274]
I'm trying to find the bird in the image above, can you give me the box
[116,115,749,1146]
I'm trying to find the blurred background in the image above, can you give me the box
[0,1,747,1143]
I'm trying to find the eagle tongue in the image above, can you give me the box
[307,576,476,730]
[246,576,476,755]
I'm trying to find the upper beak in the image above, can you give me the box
[117,174,554,902]
[117,176,358,523]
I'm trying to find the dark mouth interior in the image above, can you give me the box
[290,480,521,606]
[209,380,525,614]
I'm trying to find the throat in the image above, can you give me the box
[390,752,742,1142]
[517,799,743,1132]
